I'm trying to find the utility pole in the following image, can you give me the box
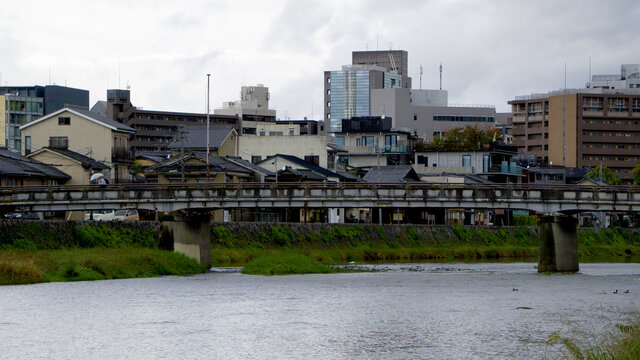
[206,73,211,185]
[179,126,185,183]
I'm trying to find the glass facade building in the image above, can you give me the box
[0,85,88,152]
[328,69,401,133]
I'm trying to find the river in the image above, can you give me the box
[1,262,639,359]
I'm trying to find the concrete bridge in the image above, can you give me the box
[1,182,639,214]
[2,182,636,273]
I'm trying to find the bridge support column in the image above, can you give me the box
[160,215,211,268]
[538,215,578,273]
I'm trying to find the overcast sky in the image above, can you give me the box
[1,0,638,117]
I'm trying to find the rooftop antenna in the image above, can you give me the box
[588,57,592,86]
[376,24,379,51]
[439,63,443,90]
[419,65,423,90]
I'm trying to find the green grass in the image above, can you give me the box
[241,253,335,275]
[0,248,207,285]
[547,318,640,359]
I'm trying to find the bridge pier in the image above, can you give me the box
[538,215,579,273]
[160,215,211,268]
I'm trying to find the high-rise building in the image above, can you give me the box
[0,85,88,152]
[509,88,640,182]
[324,64,403,132]
[352,50,411,89]
[215,84,276,123]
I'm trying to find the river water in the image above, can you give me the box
[1,262,639,359]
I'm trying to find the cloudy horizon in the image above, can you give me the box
[1,0,638,118]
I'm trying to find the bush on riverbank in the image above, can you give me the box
[0,222,159,250]
[241,253,335,276]
[0,248,207,285]
[578,227,640,258]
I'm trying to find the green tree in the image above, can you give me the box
[632,161,640,185]
[585,166,622,185]
[130,160,143,175]
[425,125,499,151]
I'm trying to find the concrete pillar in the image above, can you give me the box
[538,215,578,273]
[160,215,211,268]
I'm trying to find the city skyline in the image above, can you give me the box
[1,0,638,119]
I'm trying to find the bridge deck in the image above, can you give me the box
[1,182,638,213]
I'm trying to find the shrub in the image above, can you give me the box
[271,225,294,246]
[513,215,537,226]
[212,226,236,247]
[452,226,471,244]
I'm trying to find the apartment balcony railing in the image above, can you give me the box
[489,164,523,175]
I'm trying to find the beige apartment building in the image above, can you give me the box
[19,106,135,183]
[509,88,640,181]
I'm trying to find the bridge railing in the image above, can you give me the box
[0,181,637,194]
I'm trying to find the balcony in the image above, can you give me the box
[489,164,522,175]
[379,145,410,153]
[112,147,133,163]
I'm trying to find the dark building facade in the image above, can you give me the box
[104,89,240,154]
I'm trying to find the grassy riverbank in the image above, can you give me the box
[0,222,206,285]
[548,318,640,359]
[210,224,640,267]
[0,248,207,285]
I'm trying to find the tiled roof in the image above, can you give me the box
[0,147,70,180]
[37,147,109,170]
[224,156,275,176]
[167,127,235,150]
[363,165,421,183]
[259,154,346,180]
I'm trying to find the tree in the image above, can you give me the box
[425,125,499,151]
[632,161,640,185]
[585,166,622,185]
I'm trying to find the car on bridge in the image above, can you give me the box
[84,210,116,221]
[4,212,40,220]
[114,209,139,221]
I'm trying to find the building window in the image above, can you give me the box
[462,155,471,167]
[49,136,68,149]
[327,101,331,108]
[289,128,295,136]
[417,155,428,166]
[58,117,70,125]
[413,115,417,121]
[327,89,331,95]
[304,155,320,166]
[25,136,31,155]
[251,155,261,164]
[335,136,344,146]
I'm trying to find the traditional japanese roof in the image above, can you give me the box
[259,154,350,181]
[167,127,236,150]
[29,147,109,170]
[362,165,421,183]
[0,147,71,180]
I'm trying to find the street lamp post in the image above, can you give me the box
[206,74,211,185]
